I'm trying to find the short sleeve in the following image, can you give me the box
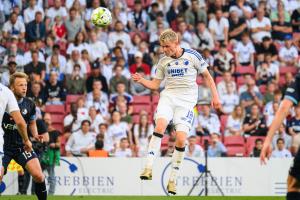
[190,50,209,74]
[5,88,19,113]
[284,78,300,105]
[154,61,165,80]
[29,103,36,121]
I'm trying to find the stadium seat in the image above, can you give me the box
[220,115,228,135]
[259,85,267,95]
[279,66,298,75]
[133,104,152,115]
[226,146,246,157]
[133,95,151,105]
[246,136,265,156]
[65,95,83,113]
[152,95,160,104]
[161,135,170,150]
[279,76,286,87]
[200,136,211,148]
[215,76,223,84]
[236,65,255,75]
[52,123,64,133]
[236,76,245,86]
[126,0,135,9]
[50,114,65,124]
[224,136,245,146]
[45,105,65,115]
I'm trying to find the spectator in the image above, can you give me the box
[111,4,128,27]
[110,82,133,110]
[243,104,268,136]
[65,64,86,94]
[279,35,298,67]
[220,83,239,114]
[185,136,204,157]
[214,45,235,75]
[288,104,300,136]
[271,138,292,158]
[65,50,87,79]
[114,138,132,157]
[46,44,67,74]
[23,41,45,64]
[127,0,148,32]
[177,21,193,45]
[88,139,109,157]
[234,32,255,67]
[185,0,207,28]
[266,102,281,127]
[1,61,17,86]
[98,123,113,153]
[238,74,260,95]
[251,138,263,157]
[2,12,25,40]
[133,113,154,157]
[2,43,24,67]
[86,79,109,104]
[88,30,109,62]
[208,9,229,45]
[24,50,46,83]
[148,11,169,33]
[65,120,96,156]
[272,123,292,150]
[46,54,64,81]
[23,0,44,24]
[86,88,109,117]
[88,106,105,134]
[27,81,45,105]
[263,82,277,105]
[255,37,278,62]
[197,78,212,105]
[207,0,229,20]
[130,68,151,96]
[86,62,109,94]
[228,10,247,42]
[108,21,132,50]
[196,104,221,136]
[65,7,85,42]
[228,0,253,19]
[240,79,263,112]
[217,71,237,96]
[41,113,61,195]
[272,11,293,41]
[44,70,66,105]
[249,8,272,43]
[107,111,130,150]
[207,133,227,157]
[129,51,151,75]
[225,105,245,136]
[116,102,132,125]
[191,21,214,51]
[110,65,130,93]
[25,11,45,43]
[67,32,89,56]
[51,15,67,42]
[161,136,176,157]
[256,62,278,86]
[270,1,290,23]
[166,1,186,27]
[46,0,68,22]
[291,6,300,32]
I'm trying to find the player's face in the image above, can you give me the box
[12,77,27,98]
[160,40,178,57]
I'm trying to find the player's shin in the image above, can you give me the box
[145,132,163,169]
[35,180,47,200]
[169,146,185,182]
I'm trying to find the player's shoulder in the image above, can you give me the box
[23,97,36,108]
[184,48,204,61]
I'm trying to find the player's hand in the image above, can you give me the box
[131,73,143,83]
[260,139,272,165]
[34,135,44,143]
[211,97,222,111]
[23,139,33,152]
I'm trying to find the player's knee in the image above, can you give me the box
[32,172,45,183]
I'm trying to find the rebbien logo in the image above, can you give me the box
[167,68,188,77]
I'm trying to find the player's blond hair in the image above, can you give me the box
[9,72,29,87]
[159,29,178,43]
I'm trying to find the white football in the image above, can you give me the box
[91,7,112,27]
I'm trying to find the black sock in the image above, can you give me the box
[18,174,24,194]
[287,192,300,200]
[35,181,47,200]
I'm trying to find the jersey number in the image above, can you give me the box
[22,151,32,159]
[185,110,194,124]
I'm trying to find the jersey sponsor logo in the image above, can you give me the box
[167,68,188,77]
[2,123,17,130]
[287,88,295,93]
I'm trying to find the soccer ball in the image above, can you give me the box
[91,7,112,27]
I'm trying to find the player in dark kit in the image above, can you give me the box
[0,72,47,200]
[261,74,300,200]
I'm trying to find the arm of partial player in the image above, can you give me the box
[131,73,162,90]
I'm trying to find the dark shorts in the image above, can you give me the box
[2,148,37,175]
[290,148,300,181]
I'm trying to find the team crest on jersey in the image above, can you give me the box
[21,109,28,115]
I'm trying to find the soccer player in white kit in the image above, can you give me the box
[132,29,221,195]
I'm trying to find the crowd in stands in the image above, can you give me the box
[0,0,300,159]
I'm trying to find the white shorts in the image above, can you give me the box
[154,94,195,133]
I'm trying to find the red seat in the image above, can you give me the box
[200,136,211,148]
[52,123,64,133]
[215,76,223,84]
[236,65,255,75]
[279,76,286,87]
[224,135,245,146]
[133,104,152,115]
[226,146,246,157]
[236,76,245,86]
[126,0,135,10]
[259,85,267,95]
[279,66,298,75]
[133,95,151,105]
[246,136,265,156]
[66,95,82,105]
[220,115,228,135]
[161,135,170,150]
[45,105,65,115]
[152,95,160,104]
[132,114,140,124]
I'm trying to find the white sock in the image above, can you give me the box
[145,132,163,169]
[169,146,185,182]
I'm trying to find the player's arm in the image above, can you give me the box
[10,111,29,142]
[131,73,162,90]
[202,69,221,110]
[29,120,49,143]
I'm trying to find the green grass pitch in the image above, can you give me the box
[0,196,285,200]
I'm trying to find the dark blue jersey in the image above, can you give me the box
[2,97,36,151]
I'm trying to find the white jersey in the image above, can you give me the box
[154,48,209,105]
[0,84,19,124]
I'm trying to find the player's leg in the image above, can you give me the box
[16,151,47,200]
[167,107,194,195]
[287,149,300,200]
[0,154,12,183]
[140,96,173,180]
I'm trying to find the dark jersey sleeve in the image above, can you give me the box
[284,75,300,105]
[29,101,36,121]
[36,119,47,135]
